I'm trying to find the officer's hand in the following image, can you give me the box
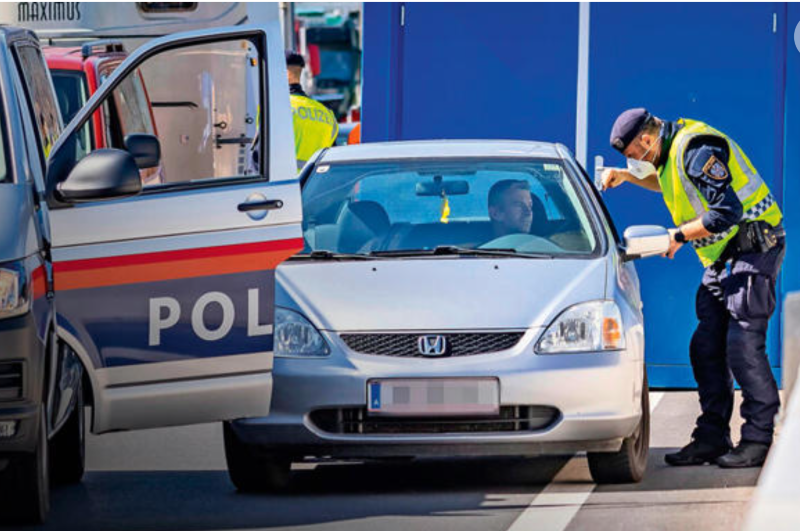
[601,169,629,191]
[662,228,684,260]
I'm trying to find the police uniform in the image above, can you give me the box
[249,52,339,174]
[610,109,785,466]
[289,83,339,169]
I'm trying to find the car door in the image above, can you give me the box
[38,26,303,433]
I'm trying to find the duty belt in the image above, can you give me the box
[691,193,777,249]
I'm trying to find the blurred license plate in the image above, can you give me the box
[367,378,499,417]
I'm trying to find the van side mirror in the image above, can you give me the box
[124,133,161,169]
[56,149,142,203]
[623,225,670,261]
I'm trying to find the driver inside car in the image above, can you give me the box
[488,179,534,238]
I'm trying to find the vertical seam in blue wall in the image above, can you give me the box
[392,2,406,140]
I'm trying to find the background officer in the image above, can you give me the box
[603,108,785,468]
[285,50,338,170]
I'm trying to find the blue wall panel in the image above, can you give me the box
[364,2,579,145]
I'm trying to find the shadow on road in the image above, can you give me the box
[9,456,569,531]
[592,447,761,494]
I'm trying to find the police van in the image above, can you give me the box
[0,20,302,524]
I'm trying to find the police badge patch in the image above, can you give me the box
[702,155,729,181]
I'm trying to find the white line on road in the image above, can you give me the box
[506,391,665,531]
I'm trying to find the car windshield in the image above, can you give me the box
[301,159,600,257]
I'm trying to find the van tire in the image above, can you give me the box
[587,373,650,484]
[50,377,85,484]
[223,422,291,492]
[6,407,50,524]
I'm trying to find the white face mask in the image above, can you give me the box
[625,130,660,180]
[626,158,657,180]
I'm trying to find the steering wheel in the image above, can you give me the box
[478,233,563,253]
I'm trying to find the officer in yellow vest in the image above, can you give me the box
[604,108,785,468]
[285,51,338,170]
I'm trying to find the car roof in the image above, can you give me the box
[318,140,567,164]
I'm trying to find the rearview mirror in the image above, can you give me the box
[56,149,142,203]
[124,133,161,169]
[623,225,670,261]
[416,179,470,196]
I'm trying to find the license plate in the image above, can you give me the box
[367,378,499,417]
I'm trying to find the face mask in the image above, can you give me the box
[625,130,660,180]
[626,158,657,180]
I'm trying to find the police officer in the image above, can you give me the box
[285,50,338,169]
[604,108,785,468]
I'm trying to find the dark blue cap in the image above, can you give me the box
[610,108,650,152]
[285,50,305,68]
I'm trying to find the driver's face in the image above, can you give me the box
[492,188,533,235]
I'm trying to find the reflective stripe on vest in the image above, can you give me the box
[690,193,776,249]
[659,119,782,267]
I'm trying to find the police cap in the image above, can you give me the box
[285,50,305,68]
[610,108,650,152]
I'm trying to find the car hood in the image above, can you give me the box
[276,257,608,331]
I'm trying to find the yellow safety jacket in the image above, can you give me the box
[658,119,782,267]
[291,94,338,170]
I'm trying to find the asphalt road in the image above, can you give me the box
[7,391,763,531]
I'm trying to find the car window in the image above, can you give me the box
[301,160,599,257]
[50,70,92,160]
[67,38,264,189]
[14,44,62,161]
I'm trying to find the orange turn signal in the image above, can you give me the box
[602,317,623,349]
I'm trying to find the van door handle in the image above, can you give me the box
[238,199,284,212]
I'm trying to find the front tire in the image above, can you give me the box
[223,422,291,492]
[587,372,650,484]
[6,407,51,524]
[50,376,85,484]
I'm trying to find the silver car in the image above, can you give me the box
[224,141,671,489]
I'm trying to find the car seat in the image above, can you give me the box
[337,200,391,253]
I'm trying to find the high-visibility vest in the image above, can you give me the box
[291,94,338,170]
[658,119,782,267]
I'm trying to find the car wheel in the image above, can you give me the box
[50,376,85,484]
[6,407,51,524]
[587,372,650,484]
[223,421,291,492]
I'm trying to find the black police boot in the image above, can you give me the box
[664,439,730,466]
[716,441,770,468]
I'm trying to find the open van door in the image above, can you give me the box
[41,25,302,433]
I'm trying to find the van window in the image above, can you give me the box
[50,70,92,159]
[137,3,198,13]
[65,37,265,189]
[14,44,62,161]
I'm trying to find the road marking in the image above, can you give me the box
[506,391,665,531]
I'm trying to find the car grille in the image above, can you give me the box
[339,332,525,358]
[310,406,560,435]
[0,362,23,401]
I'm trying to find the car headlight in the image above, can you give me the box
[274,307,330,358]
[535,300,625,354]
[0,262,29,320]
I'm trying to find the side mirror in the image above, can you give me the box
[124,133,161,170]
[56,149,142,203]
[623,225,670,261]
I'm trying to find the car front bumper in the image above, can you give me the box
[0,313,45,455]
[233,329,644,458]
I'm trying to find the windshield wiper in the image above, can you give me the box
[290,250,380,261]
[370,246,552,259]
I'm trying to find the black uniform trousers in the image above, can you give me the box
[690,238,785,447]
